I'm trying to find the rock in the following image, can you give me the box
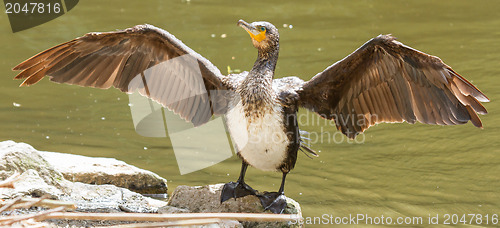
[0,140,167,213]
[215,220,243,228]
[0,140,64,188]
[164,184,302,228]
[1,140,303,227]
[0,140,168,195]
[40,150,168,194]
[157,205,190,214]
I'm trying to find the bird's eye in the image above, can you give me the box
[260,27,266,32]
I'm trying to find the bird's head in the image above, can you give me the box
[237,20,279,53]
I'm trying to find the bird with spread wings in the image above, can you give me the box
[13,21,489,213]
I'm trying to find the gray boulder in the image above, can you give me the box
[0,140,167,213]
[0,141,303,227]
[0,140,64,188]
[40,150,168,194]
[163,184,303,227]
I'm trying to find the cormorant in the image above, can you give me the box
[13,20,489,214]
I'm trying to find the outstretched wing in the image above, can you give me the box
[299,35,489,139]
[13,24,231,126]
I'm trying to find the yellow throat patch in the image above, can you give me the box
[248,30,266,42]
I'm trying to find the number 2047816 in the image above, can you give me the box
[443,214,498,225]
[5,2,61,14]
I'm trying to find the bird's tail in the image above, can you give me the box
[299,130,318,159]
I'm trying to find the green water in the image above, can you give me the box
[1,0,499,226]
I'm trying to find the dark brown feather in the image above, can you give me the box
[299,35,489,138]
[13,24,231,126]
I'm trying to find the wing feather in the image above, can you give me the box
[299,35,489,138]
[13,24,232,126]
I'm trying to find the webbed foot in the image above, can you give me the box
[221,181,257,203]
[257,192,287,214]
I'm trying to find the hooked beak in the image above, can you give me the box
[237,20,258,35]
[237,19,265,42]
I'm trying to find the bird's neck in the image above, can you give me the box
[239,46,279,108]
[251,45,280,80]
